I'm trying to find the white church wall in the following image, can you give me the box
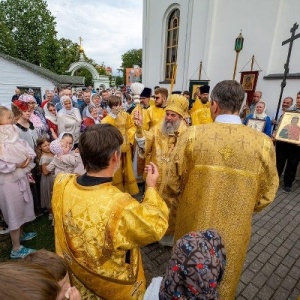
[143,0,300,117]
[0,58,55,107]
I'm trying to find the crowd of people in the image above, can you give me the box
[0,80,298,299]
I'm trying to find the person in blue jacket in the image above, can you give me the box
[244,101,272,136]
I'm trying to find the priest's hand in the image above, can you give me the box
[145,162,159,187]
[133,110,143,127]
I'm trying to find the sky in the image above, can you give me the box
[46,0,143,74]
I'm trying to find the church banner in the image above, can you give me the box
[240,71,259,105]
[189,80,210,98]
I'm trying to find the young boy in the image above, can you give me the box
[24,249,81,300]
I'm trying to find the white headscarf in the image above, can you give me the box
[253,101,267,119]
[86,104,100,124]
[44,103,57,125]
[58,132,74,152]
[60,95,74,115]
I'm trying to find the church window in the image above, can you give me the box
[165,9,179,81]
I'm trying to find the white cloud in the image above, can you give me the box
[46,0,143,73]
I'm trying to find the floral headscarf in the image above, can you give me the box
[49,139,63,155]
[159,229,226,300]
[19,94,36,103]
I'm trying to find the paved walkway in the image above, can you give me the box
[141,179,300,300]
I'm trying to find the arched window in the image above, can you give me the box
[165,9,180,81]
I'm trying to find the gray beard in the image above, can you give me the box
[161,119,180,136]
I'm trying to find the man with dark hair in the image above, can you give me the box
[80,90,91,117]
[167,80,278,299]
[100,89,111,112]
[143,87,168,130]
[52,124,168,300]
[189,85,213,125]
[102,97,139,195]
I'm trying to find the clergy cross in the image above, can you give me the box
[274,23,300,122]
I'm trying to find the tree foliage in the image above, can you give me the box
[0,0,58,69]
[54,38,80,74]
[0,0,112,83]
[0,8,16,55]
[121,48,142,70]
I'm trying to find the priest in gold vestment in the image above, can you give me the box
[102,95,139,195]
[52,124,169,300]
[166,80,279,300]
[143,87,168,130]
[130,87,153,182]
[134,94,189,246]
[189,85,213,125]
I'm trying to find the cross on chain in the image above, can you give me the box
[275,23,300,122]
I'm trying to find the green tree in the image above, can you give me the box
[121,48,142,80]
[54,38,80,74]
[0,0,58,70]
[116,76,124,86]
[0,9,16,55]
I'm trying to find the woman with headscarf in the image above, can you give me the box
[44,102,58,140]
[91,93,106,120]
[19,94,50,139]
[144,229,226,300]
[243,101,272,136]
[57,95,82,146]
[82,104,100,130]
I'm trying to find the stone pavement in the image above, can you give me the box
[141,179,300,300]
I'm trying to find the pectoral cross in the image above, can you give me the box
[275,23,300,122]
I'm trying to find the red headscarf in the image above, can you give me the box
[13,100,29,112]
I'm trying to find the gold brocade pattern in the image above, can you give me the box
[189,99,213,125]
[142,120,188,234]
[102,112,139,195]
[167,123,279,300]
[130,106,150,180]
[143,106,166,130]
[52,175,169,300]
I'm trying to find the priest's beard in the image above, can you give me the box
[200,96,209,104]
[161,119,181,136]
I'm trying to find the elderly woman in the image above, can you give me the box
[57,95,82,145]
[243,101,272,136]
[19,94,49,138]
[82,104,100,130]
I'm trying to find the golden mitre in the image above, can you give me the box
[166,94,189,118]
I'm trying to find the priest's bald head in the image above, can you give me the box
[210,80,245,121]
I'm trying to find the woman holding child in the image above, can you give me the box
[57,96,82,146]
